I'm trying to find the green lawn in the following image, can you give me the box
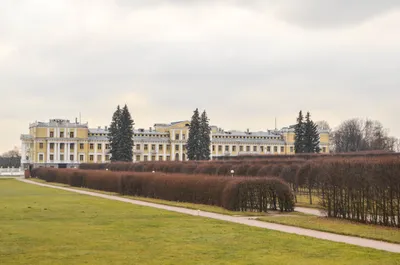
[295,194,323,209]
[258,214,400,244]
[1,179,400,265]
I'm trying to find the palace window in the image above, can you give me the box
[136,144,141,150]
[166,145,171,151]
[232,146,236,152]
[253,146,257,152]
[70,143,74,151]
[239,146,243,152]
[151,156,156,161]
[136,155,140,161]
[60,143,65,150]
[60,132,64,138]
[274,146,278,152]
[290,146,294,153]
[80,155,84,161]
[90,144,94,150]
[166,156,170,161]
[105,144,110,149]
[144,144,148,151]
[50,143,54,150]
[105,155,110,161]
[182,134,186,140]
[218,145,222,152]
[267,146,271,152]
[151,144,156,151]
[175,144,179,151]
[80,143,84,149]
[175,134,180,140]
[39,143,43,149]
[144,155,148,161]
[225,146,229,152]
[159,156,163,161]
[50,154,54,161]
[159,144,163,151]
[212,145,215,152]
[260,146,264,152]
[70,132,74,138]
[60,154,64,161]
[39,154,44,161]
[70,155,74,161]
[246,146,250,152]
[322,147,327,153]
[89,155,94,161]
[50,131,54,137]
[281,146,284,153]
[97,144,102,150]
[97,155,101,162]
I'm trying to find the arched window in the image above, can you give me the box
[182,153,186,161]
[175,153,180,161]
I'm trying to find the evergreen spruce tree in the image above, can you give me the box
[109,105,122,161]
[199,110,211,160]
[187,108,201,160]
[304,112,321,153]
[294,110,305,153]
[119,104,134,161]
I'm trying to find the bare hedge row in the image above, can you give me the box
[31,168,294,213]
[296,157,400,227]
[215,151,400,161]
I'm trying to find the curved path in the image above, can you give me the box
[18,178,400,253]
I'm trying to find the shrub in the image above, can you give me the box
[33,168,294,213]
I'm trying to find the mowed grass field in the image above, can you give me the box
[1,180,400,265]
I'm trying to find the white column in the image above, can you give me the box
[67,143,71,163]
[47,142,50,162]
[180,130,183,141]
[163,143,167,161]
[179,143,183,161]
[74,141,78,164]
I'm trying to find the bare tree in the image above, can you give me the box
[0,147,21,168]
[315,120,331,131]
[332,118,396,153]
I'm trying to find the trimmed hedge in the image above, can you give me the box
[31,168,294,212]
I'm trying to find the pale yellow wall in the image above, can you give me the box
[77,128,88,139]
[35,128,47,138]
[320,133,329,144]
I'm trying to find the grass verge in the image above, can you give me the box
[258,214,400,244]
[28,178,267,216]
[1,179,400,265]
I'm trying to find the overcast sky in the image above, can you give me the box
[1,0,400,153]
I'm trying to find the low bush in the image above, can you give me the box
[31,168,294,213]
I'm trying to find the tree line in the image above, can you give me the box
[0,148,21,168]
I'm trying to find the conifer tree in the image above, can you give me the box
[109,105,122,161]
[304,112,320,153]
[119,104,134,161]
[199,110,211,160]
[187,108,201,160]
[294,110,305,153]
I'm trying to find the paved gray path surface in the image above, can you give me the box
[18,178,400,253]
[295,207,326,216]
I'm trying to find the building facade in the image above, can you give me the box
[21,119,330,169]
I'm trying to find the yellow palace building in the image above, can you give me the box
[20,119,330,169]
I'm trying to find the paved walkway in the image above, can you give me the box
[18,178,400,253]
[295,206,326,216]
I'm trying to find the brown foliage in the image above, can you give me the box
[31,168,294,213]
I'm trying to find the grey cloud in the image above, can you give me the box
[274,0,400,28]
